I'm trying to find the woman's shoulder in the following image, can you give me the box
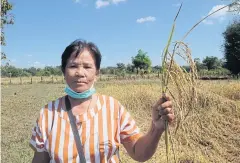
[41,95,65,112]
[97,93,121,104]
[96,93,126,112]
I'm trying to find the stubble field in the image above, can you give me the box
[1,80,240,163]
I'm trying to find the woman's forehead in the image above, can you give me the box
[68,50,95,63]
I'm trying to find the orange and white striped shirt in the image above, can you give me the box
[30,93,142,163]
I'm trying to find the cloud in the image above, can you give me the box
[202,4,230,25]
[172,3,181,7]
[96,0,110,8]
[112,0,127,4]
[202,19,214,25]
[208,5,229,18]
[12,59,17,62]
[31,61,45,68]
[95,0,127,9]
[136,16,156,23]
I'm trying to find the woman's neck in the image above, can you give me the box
[67,94,96,116]
[68,95,92,105]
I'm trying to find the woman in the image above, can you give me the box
[30,39,174,163]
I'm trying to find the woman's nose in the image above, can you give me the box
[75,66,85,77]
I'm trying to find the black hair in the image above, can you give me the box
[61,39,102,74]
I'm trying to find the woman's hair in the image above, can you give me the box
[61,39,102,73]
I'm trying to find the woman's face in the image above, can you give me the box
[64,49,99,93]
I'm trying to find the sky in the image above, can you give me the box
[2,0,238,68]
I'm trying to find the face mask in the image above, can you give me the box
[64,84,96,99]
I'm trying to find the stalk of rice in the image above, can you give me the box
[161,3,182,163]
[160,2,235,162]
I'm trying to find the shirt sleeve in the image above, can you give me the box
[29,106,48,152]
[119,103,143,144]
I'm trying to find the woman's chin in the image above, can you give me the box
[73,87,88,93]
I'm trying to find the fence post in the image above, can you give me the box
[9,73,12,84]
[31,77,33,84]
[52,75,54,83]
[20,77,22,84]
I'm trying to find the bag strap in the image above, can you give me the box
[65,96,86,163]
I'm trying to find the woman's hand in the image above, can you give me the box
[151,94,174,131]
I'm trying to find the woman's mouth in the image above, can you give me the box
[75,81,87,84]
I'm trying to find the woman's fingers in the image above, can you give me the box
[152,94,171,108]
[160,101,172,109]
[162,93,171,101]
[160,114,175,122]
[158,107,173,116]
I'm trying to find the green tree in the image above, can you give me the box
[1,0,14,60]
[223,19,240,77]
[116,63,125,70]
[152,65,162,73]
[100,68,109,74]
[132,49,152,74]
[228,0,240,13]
[202,56,222,70]
[126,64,134,73]
[194,58,208,71]
[25,67,37,76]
[2,65,20,77]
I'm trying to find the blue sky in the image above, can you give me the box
[2,0,237,68]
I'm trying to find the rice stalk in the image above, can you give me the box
[161,3,182,163]
[159,1,236,162]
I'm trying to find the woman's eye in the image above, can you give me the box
[70,65,77,68]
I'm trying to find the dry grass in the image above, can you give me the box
[1,80,240,163]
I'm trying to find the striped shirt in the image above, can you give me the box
[30,93,142,163]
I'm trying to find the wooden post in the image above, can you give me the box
[9,73,12,84]
[41,76,43,83]
[20,77,22,84]
[31,77,33,84]
[52,75,54,83]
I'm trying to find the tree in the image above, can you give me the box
[1,0,14,60]
[202,56,222,70]
[223,19,240,77]
[25,67,37,76]
[152,65,162,73]
[116,63,125,70]
[126,64,134,73]
[194,58,208,71]
[228,0,240,13]
[132,49,152,74]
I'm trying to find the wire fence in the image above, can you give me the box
[1,74,163,85]
[1,73,233,85]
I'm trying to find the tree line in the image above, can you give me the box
[0,54,235,78]
[1,0,239,78]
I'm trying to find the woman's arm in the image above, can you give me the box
[123,122,163,162]
[123,94,174,162]
[32,152,50,163]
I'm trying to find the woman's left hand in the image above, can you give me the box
[151,94,174,131]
